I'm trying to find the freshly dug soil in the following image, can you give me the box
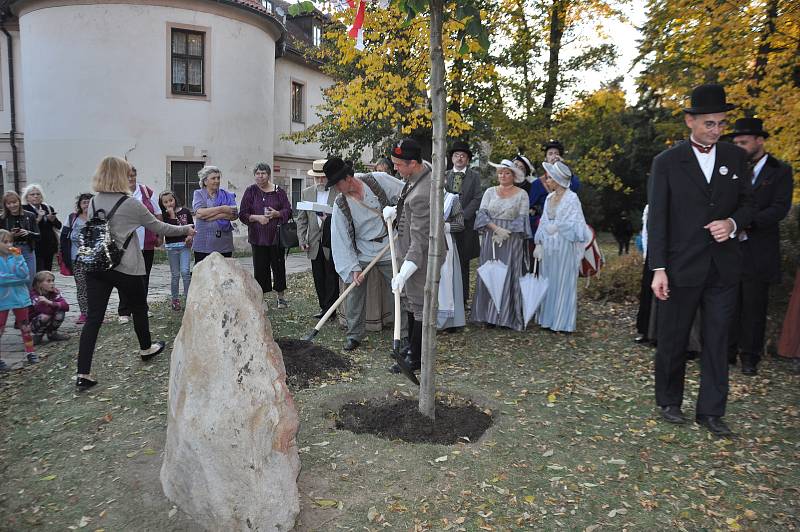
[276,338,352,389]
[335,396,493,445]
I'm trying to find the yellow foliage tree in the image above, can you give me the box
[287,2,500,161]
[637,0,800,200]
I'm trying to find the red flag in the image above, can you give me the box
[348,0,366,39]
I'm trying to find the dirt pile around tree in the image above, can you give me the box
[276,338,352,389]
[335,394,493,445]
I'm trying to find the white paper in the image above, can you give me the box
[296,201,333,214]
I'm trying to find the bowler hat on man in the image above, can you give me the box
[447,140,473,160]
[723,117,770,140]
[683,83,736,115]
[391,138,423,162]
[323,157,353,190]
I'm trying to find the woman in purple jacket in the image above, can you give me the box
[238,163,292,309]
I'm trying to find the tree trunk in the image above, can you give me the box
[419,0,446,420]
[747,0,778,105]
[542,0,565,128]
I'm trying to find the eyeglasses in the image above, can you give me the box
[702,120,728,130]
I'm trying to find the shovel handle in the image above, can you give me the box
[386,221,402,343]
[307,242,392,334]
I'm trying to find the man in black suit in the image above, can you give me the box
[445,141,483,307]
[648,83,753,437]
[725,118,793,376]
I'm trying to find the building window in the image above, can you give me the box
[291,178,303,210]
[171,29,205,95]
[170,161,206,207]
[261,0,272,11]
[312,23,322,47]
[291,82,305,123]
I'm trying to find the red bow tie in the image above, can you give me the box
[691,140,714,154]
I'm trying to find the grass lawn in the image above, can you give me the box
[1,246,798,531]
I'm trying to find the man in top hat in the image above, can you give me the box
[383,138,445,372]
[297,159,339,319]
[648,83,753,437]
[445,140,483,307]
[327,157,406,351]
[724,118,793,376]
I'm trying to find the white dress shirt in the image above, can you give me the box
[690,136,716,183]
[752,153,768,184]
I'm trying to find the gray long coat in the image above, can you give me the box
[397,165,445,319]
[445,167,482,260]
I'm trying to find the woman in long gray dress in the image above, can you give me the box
[438,191,466,330]
[471,160,532,331]
[534,160,590,333]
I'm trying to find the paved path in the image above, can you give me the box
[1,254,311,370]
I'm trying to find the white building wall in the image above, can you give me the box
[18,3,278,218]
[0,28,25,193]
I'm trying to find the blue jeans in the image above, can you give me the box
[166,245,192,298]
[19,243,36,287]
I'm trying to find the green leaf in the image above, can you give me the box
[287,3,300,16]
[458,39,470,56]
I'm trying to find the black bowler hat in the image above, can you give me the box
[447,140,473,160]
[724,117,770,140]
[391,138,422,162]
[683,83,736,115]
[542,139,564,155]
[323,157,354,190]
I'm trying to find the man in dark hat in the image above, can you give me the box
[327,157,406,351]
[648,83,753,437]
[444,140,483,307]
[384,138,445,372]
[724,118,793,376]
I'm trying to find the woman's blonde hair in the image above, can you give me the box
[32,270,55,293]
[1,190,22,218]
[92,156,131,194]
[21,184,45,204]
[0,228,12,242]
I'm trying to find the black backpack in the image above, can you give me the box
[76,196,135,272]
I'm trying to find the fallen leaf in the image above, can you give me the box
[367,506,380,522]
[434,455,448,462]
[81,445,95,452]
[39,475,56,481]
[314,498,339,508]
[542,449,554,457]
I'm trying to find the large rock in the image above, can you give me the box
[161,253,300,531]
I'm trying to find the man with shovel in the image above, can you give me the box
[383,139,446,374]
[327,158,406,352]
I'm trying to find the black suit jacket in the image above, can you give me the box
[445,167,483,259]
[741,154,793,283]
[647,140,754,287]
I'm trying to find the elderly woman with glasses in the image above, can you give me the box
[191,166,238,263]
[533,160,590,333]
[471,159,532,331]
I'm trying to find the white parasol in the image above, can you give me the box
[519,259,548,327]
[477,242,508,313]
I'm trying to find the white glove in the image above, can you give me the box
[533,245,544,260]
[494,227,511,240]
[391,260,418,293]
[382,206,397,223]
[545,223,558,235]
[444,222,451,233]
[491,233,506,247]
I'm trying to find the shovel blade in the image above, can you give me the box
[391,350,420,386]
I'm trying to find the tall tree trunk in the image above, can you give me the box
[419,0,446,420]
[542,0,565,128]
[517,0,533,119]
[747,0,778,107]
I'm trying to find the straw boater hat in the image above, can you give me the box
[307,159,328,177]
[489,159,524,181]
[541,160,572,188]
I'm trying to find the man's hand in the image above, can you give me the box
[301,243,310,251]
[651,270,669,301]
[704,219,734,243]
[352,271,365,286]
[382,206,397,224]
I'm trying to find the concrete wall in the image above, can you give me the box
[0,27,25,193]
[17,2,278,218]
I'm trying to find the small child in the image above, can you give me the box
[159,191,194,311]
[0,229,37,370]
[30,271,71,345]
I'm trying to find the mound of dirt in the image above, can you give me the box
[335,396,493,445]
[276,338,352,389]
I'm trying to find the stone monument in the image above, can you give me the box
[161,253,300,531]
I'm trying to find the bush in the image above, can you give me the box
[582,252,643,303]
[780,205,800,272]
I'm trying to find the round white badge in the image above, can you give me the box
[719,166,729,175]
